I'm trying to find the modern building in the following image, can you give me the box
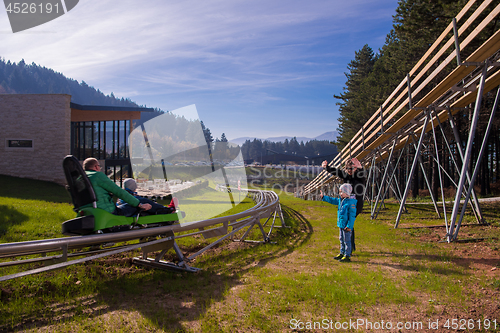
[0,94,153,185]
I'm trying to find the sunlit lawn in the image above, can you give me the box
[1,175,499,332]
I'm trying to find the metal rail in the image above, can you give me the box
[0,189,284,281]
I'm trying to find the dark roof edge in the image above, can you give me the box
[70,102,155,112]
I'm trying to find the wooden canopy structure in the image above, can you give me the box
[302,0,500,242]
[70,102,151,122]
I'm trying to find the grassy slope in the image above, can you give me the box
[0,176,499,332]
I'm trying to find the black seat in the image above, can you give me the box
[62,155,96,235]
[63,155,96,211]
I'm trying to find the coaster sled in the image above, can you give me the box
[61,155,185,236]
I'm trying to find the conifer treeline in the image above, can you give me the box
[240,138,337,162]
[335,0,500,197]
[0,58,144,107]
[0,57,201,130]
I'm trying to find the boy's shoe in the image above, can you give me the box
[334,253,343,260]
[339,256,351,262]
[168,197,178,209]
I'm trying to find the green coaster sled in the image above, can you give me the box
[61,155,185,236]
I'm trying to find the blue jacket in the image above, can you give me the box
[116,188,138,206]
[322,196,357,229]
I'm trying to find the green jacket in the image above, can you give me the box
[84,171,140,213]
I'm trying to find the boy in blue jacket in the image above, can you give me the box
[321,183,357,262]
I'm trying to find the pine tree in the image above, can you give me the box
[200,121,213,144]
[334,44,376,149]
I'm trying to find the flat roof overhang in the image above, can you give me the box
[70,102,155,122]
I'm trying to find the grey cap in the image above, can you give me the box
[123,178,137,192]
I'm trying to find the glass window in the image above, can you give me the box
[7,139,33,148]
[71,119,131,161]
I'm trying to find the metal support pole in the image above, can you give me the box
[406,142,410,186]
[277,203,286,228]
[393,140,409,204]
[361,127,365,150]
[435,108,480,223]
[453,17,462,66]
[374,138,409,219]
[380,105,384,134]
[431,109,449,233]
[407,74,413,110]
[363,154,374,201]
[388,163,405,204]
[375,150,388,209]
[448,63,488,242]
[447,108,483,223]
[373,141,407,219]
[387,167,403,204]
[370,161,380,217]
[371,139,396,219]
[368,154,377,214]
[395,110,431,228]
[413,137,442,219]
[141,124,156,171]
[437,109,460,174]
[452,85,500,240]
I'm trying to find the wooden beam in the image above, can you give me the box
[71,109,142,122]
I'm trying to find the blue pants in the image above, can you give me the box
[117,198,173,217]
[339,228,353,257]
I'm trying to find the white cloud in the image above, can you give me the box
[1,0,394,76]
[0,0,397,139]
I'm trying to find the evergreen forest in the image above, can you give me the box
[0,58,142,107]
[240,138,337,163]
[0,57,166,126]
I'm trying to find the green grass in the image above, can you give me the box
[0,175,74,242]
[1,176,500,332]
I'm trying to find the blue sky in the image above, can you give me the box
[0,0,398,142]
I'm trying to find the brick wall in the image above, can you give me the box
[0,94,71,185]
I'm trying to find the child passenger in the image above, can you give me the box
[321,184,357,262]
[117,178,177,217]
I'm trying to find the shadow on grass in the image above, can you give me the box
[0,175,71,203]
[187,204,314,272]
[281,204,314,238]
[1,204,313,332]
[358,251,499,275]
[0,205,29,236]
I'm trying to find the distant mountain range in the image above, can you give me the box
[230,131,338,146]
